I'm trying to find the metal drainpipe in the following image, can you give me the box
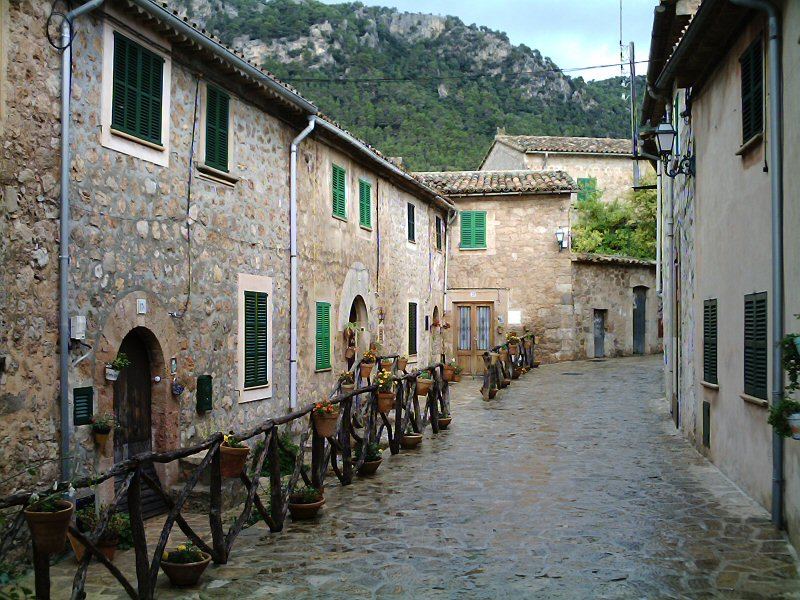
[729,0,784,529]
[289,116,316,409]
[442,208,457,321]
[656,162,662,295]
[59,0,105,481]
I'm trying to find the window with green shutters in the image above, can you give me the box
[577,177,597,202]
[332,164,346,219]
[111,32,164,145]
[315,302,331,370]
[244,290,268,388]
[703,299,718,385]
[407,203,415,242]
[358,179,371,229]
[744,292,767,399]
[408,302,418,355]
[435,215,443,250]
[205,85,230,172]
[460,210,486,249]
[740,38,763,143]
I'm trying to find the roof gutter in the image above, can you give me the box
[730,0,784,531]
[126,0,317,115]
[313,118,454,212]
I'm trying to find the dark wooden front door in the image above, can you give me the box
[593,310,606,358]
[113,329,166,517]
[633,287,647,355]
[454,303,493,375]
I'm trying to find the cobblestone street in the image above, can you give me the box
[41,356,800,598]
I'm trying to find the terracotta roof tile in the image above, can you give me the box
[571,253,655,267]
[413,170,576,196]
[497,135,632,155]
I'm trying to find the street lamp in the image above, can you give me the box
[655,120,676,158]
[655,117,694,178]
[555,227,568,251]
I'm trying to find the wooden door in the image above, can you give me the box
[454,303,493,375]
[113,329,166,517]
[593,310,605,358]
[633,287,647,355]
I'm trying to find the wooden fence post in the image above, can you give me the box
[32,543,50,600]
[209,445,227,564]
[268,428,284,532]
[341,398,353,485]
[128,466,152,599]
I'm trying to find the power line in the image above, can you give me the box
[285,59,650,83]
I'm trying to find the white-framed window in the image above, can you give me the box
[237,273,273,403]
[100,13,172,166]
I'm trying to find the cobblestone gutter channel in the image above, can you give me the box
[23,356,800,598]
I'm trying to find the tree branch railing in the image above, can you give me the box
[480,333,536,401]
[0,358,453,600]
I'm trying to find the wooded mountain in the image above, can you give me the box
[176,0,642,171]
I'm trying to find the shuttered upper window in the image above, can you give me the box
[407,203,416,242]
[332,165,346,219]
[460,210,486,249]
[408,302,418,356]
[358,179,371,229]
[244,291,268,388]
[740,38,764,144]
[744,292,767,399]
[577,177,597,202]
[435,215,443,251]
[703,299,718,385]
[111,32,164,145]
[315,302,332,371]
[205,85,230,172]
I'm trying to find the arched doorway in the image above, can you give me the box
[633,286,648,355]
[113,327,166,517]
[345,295,369,369]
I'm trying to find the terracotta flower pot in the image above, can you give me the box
[357,458,382,476]
[360,362,374,380]
[512,368,521,380]
[25,500,74,555]
[397,358,408,372]
[443,365,455,382]
[501,378,511,387]
[789,413,800,440]
[93,430,110,452]
[161,552,212,587]
[288,498,325,520]
[400,433,423,449]
[313,411,339,438]
[489,352,499,365]
[438,417,452,429]
[340,383,355,395]
[104,366,120,381]
[98,537,118,562]
[524,340,533,350]
[508,344,519,356]
[377,391,395,413]
[453,374,462,383]
[68,531,87,562]
[380,359,393,372]
[416,378,432,397]
[499,349,509,361]
[488,387,498,399]
[219,445,250,479]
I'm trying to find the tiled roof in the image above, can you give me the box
[496,135,633,156]
[571,253,655,267]
[413,170,576,196]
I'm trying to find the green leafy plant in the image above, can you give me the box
[254,432,304,477]
[376,369,393,392]
[356,442,382,462]
[109,353,131,371]
[361,349,377,364]
[768,330,800,438]
[454,365,463,375]
[289,486,322,504]
[75,507,130,543]
[26,490,69,513]
[417,370,432,380]
[222,433,245,448]
[338,371,355,385]
[90,413,116,434]
[162,543,206,564]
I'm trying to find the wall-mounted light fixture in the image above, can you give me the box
[655,118,695,178]
[555,226,569,251]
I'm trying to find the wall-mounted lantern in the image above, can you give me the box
[655,118,695,178]
[555,227,569,251]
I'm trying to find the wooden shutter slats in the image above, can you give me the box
[332,165,346,218]
[244,290,268,388]
[740,39,763,143]
[111,32,163,145]
[407,203,415,242]
[744,292,767,399]
[206,86,230,172]
[408,302,417,356]
[315,302,331,370]
[474,211,487,248]
[359,180,371,228]
[703,299,718,385]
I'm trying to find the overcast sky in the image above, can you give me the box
[320,0,656,80]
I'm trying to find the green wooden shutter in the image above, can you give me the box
[244,291,269,388]
[407,203,415,242]
[111,32,163,145]
[740,39,763,143]
[73,387,93,426]
[473,211,487,248]
[359,180,371,228]
[205,85,230,172]
[315,302,331,370]
[408,302,417,355]
[332,165,346,218]
[435,215,442,250]
[460,211,473,248]
[703,299,718,385]
[744,292,767,399]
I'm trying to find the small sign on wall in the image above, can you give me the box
[508,310,522,325]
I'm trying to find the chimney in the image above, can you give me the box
[496,127,506,137]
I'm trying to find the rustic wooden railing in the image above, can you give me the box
[480,333,536,400]
[0,360,451,600]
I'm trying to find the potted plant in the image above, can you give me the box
[24,491,75,555]
[488,383,498,399]
[499,347,509,361]
[438,410,452,430]
[343,322,358,360]
[453,365,463,383]
[489,351,499,365]
[376,369,395,413]
[312,399,339,438]
[360,349,377,380]
[506,332,521,356]
[768,332,800,440]
[415,370,433,397]
[70,507,128,562]
[397,355,408,372]
[443,360,455,382]
[401,428,423,449]
[380,356,394,372]
[104,353,131,382]
[288,486,324,520]
[512,366,522,380]
[220,434,250,478]
[338,371,355,394]
[524,336,533,350]
[356,442,383,476]
[90,413,115,452]
[160,543,212,587]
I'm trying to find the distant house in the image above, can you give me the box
[414,169,659,373]
[479,133,638,203]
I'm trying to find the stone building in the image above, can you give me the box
[641,0,799,549]
[414,170,659,373]
[479,133,639,203]
[0,0,449,501]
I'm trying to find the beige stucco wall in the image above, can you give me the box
[295,138,447,405]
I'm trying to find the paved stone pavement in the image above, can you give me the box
[35,356,800,598]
